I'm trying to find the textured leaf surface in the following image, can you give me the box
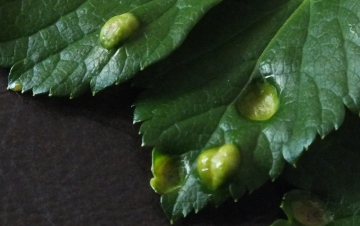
[0,0,221,97]
[134,0,360,221]
[272,112,360,226]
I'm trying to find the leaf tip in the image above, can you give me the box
[8,81,23,92]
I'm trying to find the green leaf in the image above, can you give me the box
[272,112,360,226]
[0,0,221,97]
[134,0,360,221]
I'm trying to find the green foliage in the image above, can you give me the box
[0,0,221,97]
[134,0,360,221]
[3,0,360,223]
[273,190,334,226]
[272,112,360,225]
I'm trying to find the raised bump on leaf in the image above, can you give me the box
[197,144,241,190]
[99,13,140,50]
[150,149,181,194]
[8,81,22,92]
[236,81,279,121]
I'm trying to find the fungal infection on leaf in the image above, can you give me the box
[197,144,241,190]
[99,13,140,50]
[236,81,279,121]
[150,149,182,194]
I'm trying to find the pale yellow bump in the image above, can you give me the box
[8,81,22,92]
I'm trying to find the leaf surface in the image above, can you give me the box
[272,112,360,226]
[134,0,360,221]
[0,0,221,97]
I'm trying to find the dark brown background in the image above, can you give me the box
[0,68,288,225]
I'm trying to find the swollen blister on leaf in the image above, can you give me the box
[99,13,140,50]
[197,144,241,190]
[236,81,279,121]
[150,148,182,194]
[8,81,23,92]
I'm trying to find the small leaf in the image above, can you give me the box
[0,0,221,97]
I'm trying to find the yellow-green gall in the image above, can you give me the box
[197,144,241,190]
[99,13,140,50]
[236,82,279,121]
[150,150,181,194]
[8,81,22,92]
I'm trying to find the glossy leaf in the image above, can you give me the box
[134,0,360,221]
[0,0,221,97]
[273,112,360,226]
